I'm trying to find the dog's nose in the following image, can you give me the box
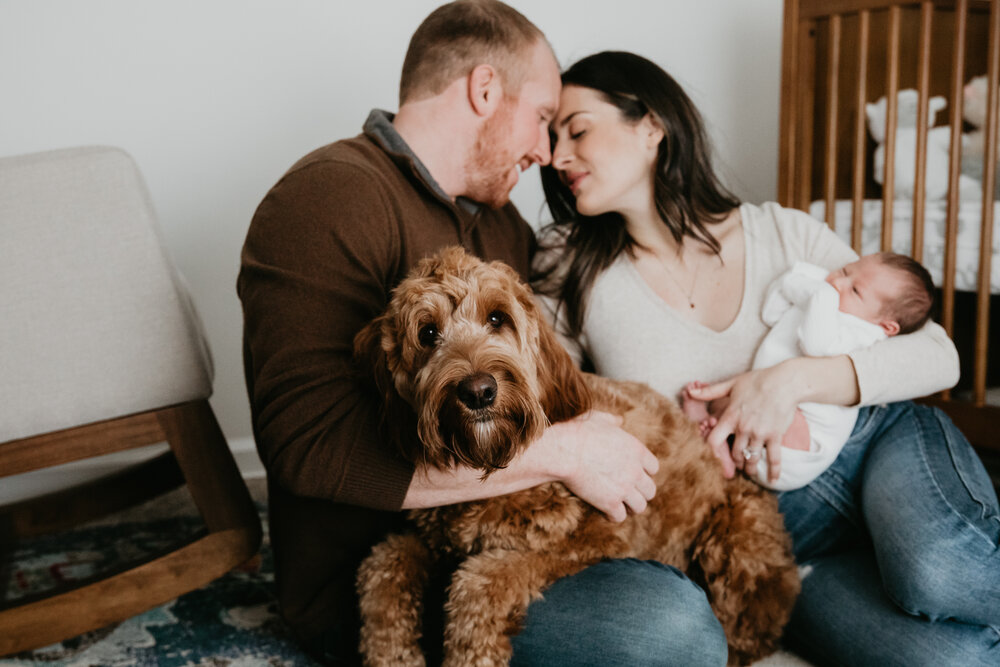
[457,372,498,410]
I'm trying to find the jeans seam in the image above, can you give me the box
[793,405,886,527]
[946,426,1000,537]
[917,411,1000,549]
[805,476,861,528]
[848,404,880,444]
[851,565,1000,658]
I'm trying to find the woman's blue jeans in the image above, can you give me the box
[512,402,1000,667]
[778,401,1000,666]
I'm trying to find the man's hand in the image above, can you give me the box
[542,411,659,523]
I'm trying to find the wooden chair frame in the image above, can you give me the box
[0,399,262,655]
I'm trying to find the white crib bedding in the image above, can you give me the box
[808,199,1000,293]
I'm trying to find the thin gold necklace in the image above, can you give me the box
[654,249,700,309]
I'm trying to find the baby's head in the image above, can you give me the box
[826,252,934,336]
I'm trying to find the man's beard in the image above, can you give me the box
[465,102,518,209]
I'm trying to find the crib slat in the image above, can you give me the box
[910,2,935,263]
[778,0,801,207]
[881,5,902,248]
[824,15,843,229]
[796,20,818,211]
[942,0,970,350]
[974,2,1000,406]
[851,10,871,253]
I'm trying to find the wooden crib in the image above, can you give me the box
[778,0,1000,464]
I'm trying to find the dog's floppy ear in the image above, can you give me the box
[533,302,592,423]
[353,314,394,401]
[353,314,421,462]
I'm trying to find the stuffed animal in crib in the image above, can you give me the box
[867,89,953,199]
[961,74,1000,197]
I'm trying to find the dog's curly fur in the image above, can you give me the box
[354,247,799,666]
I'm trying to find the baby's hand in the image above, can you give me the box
[681,381,712,426]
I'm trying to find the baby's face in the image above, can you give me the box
[825,255,905,327]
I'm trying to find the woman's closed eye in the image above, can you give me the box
[567,122,588,140]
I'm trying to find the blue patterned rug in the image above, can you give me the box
[0,484,319,667]
[0,481,820,667]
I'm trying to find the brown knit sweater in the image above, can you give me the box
[237,111,536,656]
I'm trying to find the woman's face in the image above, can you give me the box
[551,85,663,218]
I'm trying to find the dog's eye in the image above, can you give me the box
[487,311,507,329]
[418,323,439,347]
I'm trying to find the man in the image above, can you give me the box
[239,2,722,664]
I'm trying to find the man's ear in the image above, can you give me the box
[468,64,502,116]
[880,319,901,336]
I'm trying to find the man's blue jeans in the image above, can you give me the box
[511,558,728,666]
[512,402,1000,666]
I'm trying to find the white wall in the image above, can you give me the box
[0,0,783,461]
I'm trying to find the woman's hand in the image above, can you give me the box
[687,362,804,482]
[688,355,859,482]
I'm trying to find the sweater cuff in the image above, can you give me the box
[335,437,415,511]
[848,349,876,406]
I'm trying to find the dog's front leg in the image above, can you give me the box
[442,548,593,667]
[357,532,435,667]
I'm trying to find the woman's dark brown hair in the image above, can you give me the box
[534,51,740,338]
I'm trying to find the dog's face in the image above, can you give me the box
[355,247,588,474]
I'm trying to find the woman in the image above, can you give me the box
[530,51,1000,666]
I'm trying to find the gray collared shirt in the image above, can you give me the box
[363,108,481,215]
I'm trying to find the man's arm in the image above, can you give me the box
[239,159,416,509]
[404,411,660,523]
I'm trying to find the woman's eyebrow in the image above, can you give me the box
[556,111,585,128]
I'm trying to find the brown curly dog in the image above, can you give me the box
[353,247,799,666]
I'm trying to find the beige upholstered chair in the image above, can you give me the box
[0,146,261,655]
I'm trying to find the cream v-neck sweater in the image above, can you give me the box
[548,202,958,405]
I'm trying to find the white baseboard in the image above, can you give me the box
[230,435,265,479]
[0,435,265,506]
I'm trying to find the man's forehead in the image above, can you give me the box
[525,40,561,95]
[516,79,558,115]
